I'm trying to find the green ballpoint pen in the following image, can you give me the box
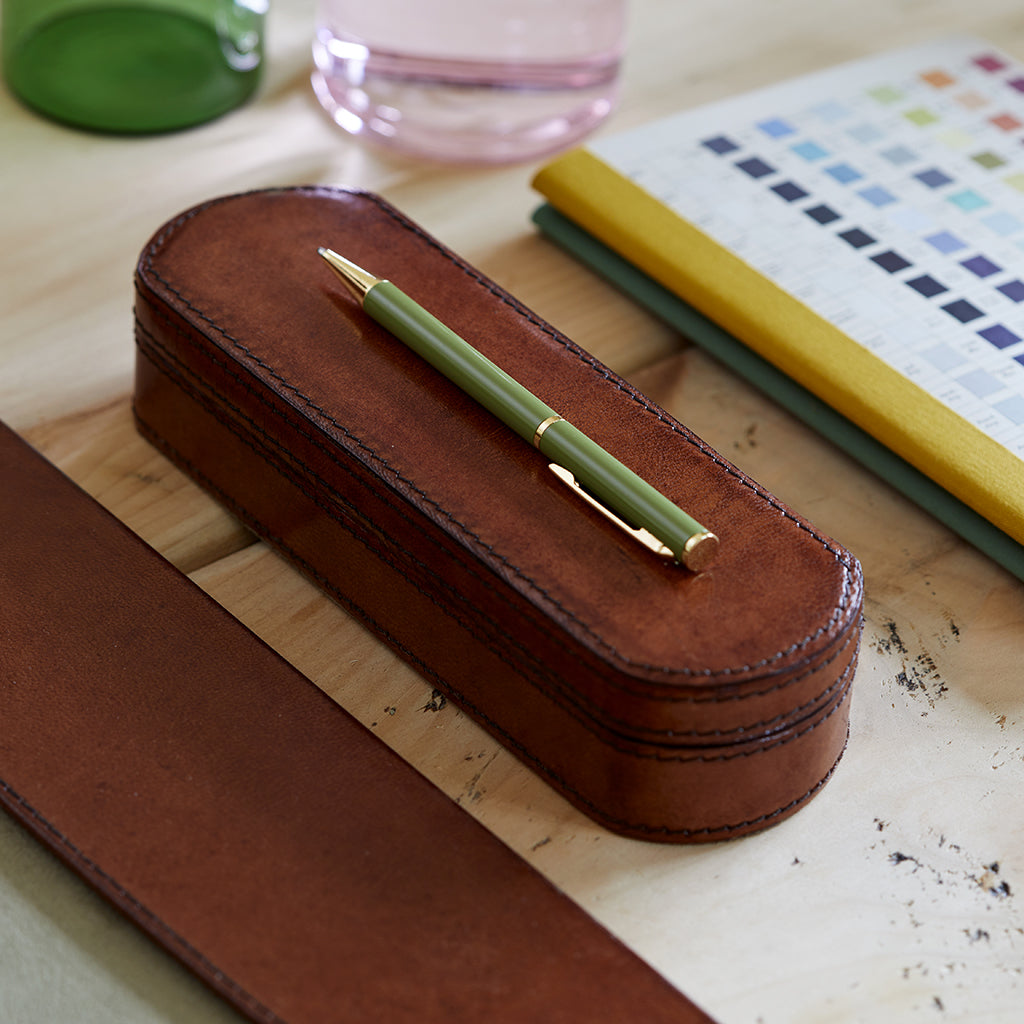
[317,247,719,571]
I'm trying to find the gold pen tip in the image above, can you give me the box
[317,247,380,301]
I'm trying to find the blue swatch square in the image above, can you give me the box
[826,162,863,184]
[849,123,885,144]
[958,369,1002,397]
[915,168,953,188]
[995,395,1024,424]
[736,156,776,178]
[771,181,809,202]
[925,230,967,254]
[880,144,917,165]
[978,324,1021,348]
[792,140,830,161]
[924,344,966,372]
[961,254,1001,277]
[812,100,850,122]
[758,117,796,138]
[859,185,898,207]
[949,189,990,211]
[942,298,985,322]
[839,227,875,248]
[703,135,740,155]
[907,274,948,297]
[997,279,1024,302]
[982,211,1023,236]
[889,207,935,233]
[872,250,912,273]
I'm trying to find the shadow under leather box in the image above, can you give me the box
[132,186,864,843]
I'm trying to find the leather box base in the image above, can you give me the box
[133,186,864,843]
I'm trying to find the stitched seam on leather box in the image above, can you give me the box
[134,344,854,744]
[136,342,828,746]
[137,316,853,728]
[136,387,853,768]
[134,338,656,738]
[134,410,855,837]
[138,299,769,691]
[134,326,704,729]
[140,186,860,680]
[0,778,282,1023]
[134,307,846,707]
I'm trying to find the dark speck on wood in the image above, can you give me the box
[421,689,448,713]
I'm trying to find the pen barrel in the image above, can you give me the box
[365,280,712,564]
[537,419,708,559]
[366,282,555,442]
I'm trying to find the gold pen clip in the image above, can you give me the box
[548,463,674,559]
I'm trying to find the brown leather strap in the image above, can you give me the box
[0,421,716,1024]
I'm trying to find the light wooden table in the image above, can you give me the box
[3,2,1023,1021]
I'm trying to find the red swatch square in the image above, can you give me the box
[991,112,1023,131]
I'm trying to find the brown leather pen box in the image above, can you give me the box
[133,186,863,843]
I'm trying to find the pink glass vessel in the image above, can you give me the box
[312,0,627,164]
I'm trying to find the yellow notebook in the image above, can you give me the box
[534,37,1024,553]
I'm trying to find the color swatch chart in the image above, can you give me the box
[592,37,1024,460]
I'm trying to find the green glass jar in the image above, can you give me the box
[2,0,266,133]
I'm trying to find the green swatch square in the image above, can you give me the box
[867,84,903,103]
[904,107,939,126]
[972,151,1006,169]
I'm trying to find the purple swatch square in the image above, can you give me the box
[872,250,912,273]
[839,227,875,248]
[961,255,1002,278]
[703,135,740,154]
[915,168,953,188]
[736,156,775,178]
[979,324,1021,348]
[806,204,841,224]
[772,181,808,202]
[907,275,948,297]
[998,280,1024,302]
[942,299,984,323]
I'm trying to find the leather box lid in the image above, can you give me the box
[134,187,863,700]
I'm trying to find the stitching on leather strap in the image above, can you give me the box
[0,778,283,1023]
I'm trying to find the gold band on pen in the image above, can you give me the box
[532,414,563,449]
